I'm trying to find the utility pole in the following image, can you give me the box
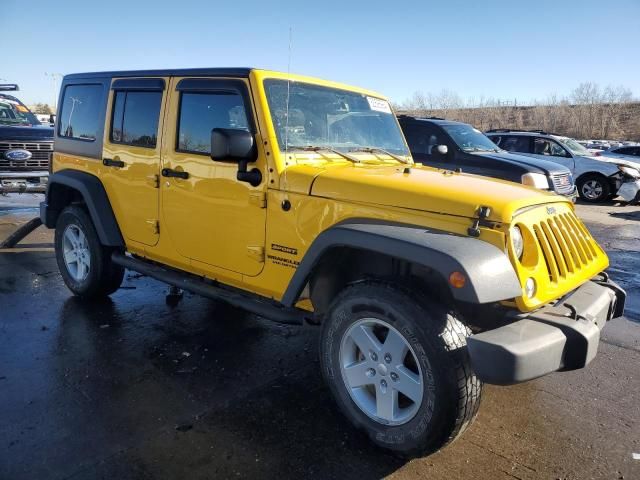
[45,72,62,110]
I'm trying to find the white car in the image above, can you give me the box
[486,130,640,203]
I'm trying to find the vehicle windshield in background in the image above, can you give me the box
[442,124,499,152]
[558,137,592,156]
[264,79,410,158]
[0,95,41,126]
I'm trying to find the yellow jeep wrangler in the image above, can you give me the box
[41,68,625,456]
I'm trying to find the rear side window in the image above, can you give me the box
[177,91,249,154]
[59,84,103,141]
[110,91,162,148]
[501,136,530,153]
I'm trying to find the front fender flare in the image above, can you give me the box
[281,222,522,306]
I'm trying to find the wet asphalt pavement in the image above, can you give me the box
[0,194,639,480]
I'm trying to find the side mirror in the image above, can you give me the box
[435,144,448,155]
[210,128,262,186]
[210,128,256,162]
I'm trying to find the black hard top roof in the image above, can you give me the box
[63,67,253,80]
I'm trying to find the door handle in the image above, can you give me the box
[161,168,189,180]
[103,158,125,168]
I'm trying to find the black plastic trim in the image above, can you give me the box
[281,221,522,306]
[111,78,165,91]
[41,170,124,247]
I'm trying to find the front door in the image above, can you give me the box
[530,137,575,173]
[160,77,267,277]
[102,78,167,246]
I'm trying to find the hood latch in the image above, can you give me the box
[468,206,492,237]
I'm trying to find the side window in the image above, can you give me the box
[631,147,640,156]
[110,91,162,148]
[403,123,444,158]
[177,91,248,155]
[501,136,530,153]
[534,138,568,157]
[489,135,502,146]
[58,84,103,141]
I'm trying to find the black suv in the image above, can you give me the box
[398,116,577,199]
[0,84,54,194]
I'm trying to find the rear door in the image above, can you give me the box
[530,137,575,172]
[102,78,167,246]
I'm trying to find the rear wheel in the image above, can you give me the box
[54,205,124,298]
[319,281,481,457]
[577,173,611,203]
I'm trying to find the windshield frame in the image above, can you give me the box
[262,78,411,167]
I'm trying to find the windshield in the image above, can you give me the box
[558,137,591,156]
[0,95,40,126]
[442,124,499,152]
[264,79,410,158]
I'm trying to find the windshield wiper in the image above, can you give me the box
[349,147,412,165]
[287,145,361,163]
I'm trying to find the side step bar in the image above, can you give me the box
[111,252,307,325]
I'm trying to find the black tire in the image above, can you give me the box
[54,205,124,298]
[319,281,481,457]
[577,173,611,203]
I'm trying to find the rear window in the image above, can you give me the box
[58,84,103,141]
[110,91,162,148]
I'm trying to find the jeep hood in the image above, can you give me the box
[308,164,564,223]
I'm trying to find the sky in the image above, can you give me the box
[3,0,639,107]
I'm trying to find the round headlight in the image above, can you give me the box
[511,226,524,259]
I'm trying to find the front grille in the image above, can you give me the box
[0,141,53,170]
[532,211,598,283]
[551,172,574,194]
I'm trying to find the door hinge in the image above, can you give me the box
[248,191,267,208]
[246,245,265,262]
[146,219,159,234]
[146,174,160,188]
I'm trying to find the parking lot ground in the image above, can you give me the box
[0,194,639,480]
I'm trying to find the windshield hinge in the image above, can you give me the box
[146,219,159,234]
[249,191,267,208]
[247,245,265,262]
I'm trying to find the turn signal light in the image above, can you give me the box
[449,271,466,289]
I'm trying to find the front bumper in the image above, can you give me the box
[617,179,640,203]
[0,171,48,194]
[467,275,626,385]
[563,186,578,203]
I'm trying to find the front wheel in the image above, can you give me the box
[319,281,482,457]
[577,173,611,203]
[54,205,124,298]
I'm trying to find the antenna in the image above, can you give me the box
[282,26,293,195]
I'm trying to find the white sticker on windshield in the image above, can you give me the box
[367,96,392,114]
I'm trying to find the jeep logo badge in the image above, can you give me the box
[546,206,556,215]
[4,149,32,161]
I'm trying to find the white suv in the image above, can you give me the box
[486,129,640,203]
